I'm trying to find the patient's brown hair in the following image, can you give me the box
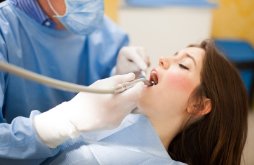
[168,39,248,165]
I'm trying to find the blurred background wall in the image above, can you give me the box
[104,0,119,22]
[212,0,254,46]
[104,0,254,48]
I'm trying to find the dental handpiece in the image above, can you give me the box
[114,77,153,94]
[0,61,153,94]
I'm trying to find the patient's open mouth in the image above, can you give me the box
[149,69,158,85]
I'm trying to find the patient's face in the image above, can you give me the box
[137,47,205,120]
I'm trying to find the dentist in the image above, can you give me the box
[0,0,149,164]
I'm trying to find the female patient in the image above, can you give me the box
[43,39,248,165]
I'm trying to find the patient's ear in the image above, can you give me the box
[187,98,212,117]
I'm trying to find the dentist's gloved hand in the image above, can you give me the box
[116,46,150,75]
[33,73,144,148]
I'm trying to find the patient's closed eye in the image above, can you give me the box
[179,64,189,70]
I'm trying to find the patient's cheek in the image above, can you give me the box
[166,74,194,92]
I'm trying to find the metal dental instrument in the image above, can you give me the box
[0,61,152,94]
[114,77,153,94]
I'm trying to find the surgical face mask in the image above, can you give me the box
[47,0,104,35]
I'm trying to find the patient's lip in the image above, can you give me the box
[150,69,158,85]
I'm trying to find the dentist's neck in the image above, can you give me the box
[38,0,65,29]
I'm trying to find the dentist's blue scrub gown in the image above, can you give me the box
[0,1,128,164]
[42,114,186,165]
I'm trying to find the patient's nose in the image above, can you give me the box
[159,57,170,69]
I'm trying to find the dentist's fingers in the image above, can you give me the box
[117,81,145,103]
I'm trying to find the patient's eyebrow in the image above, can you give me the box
[184,53,197,66]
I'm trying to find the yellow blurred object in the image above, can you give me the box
[212,0,254,46]
[104,0,119,22]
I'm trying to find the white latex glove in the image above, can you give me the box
[115,46,150,75]
[33,73,144,148]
